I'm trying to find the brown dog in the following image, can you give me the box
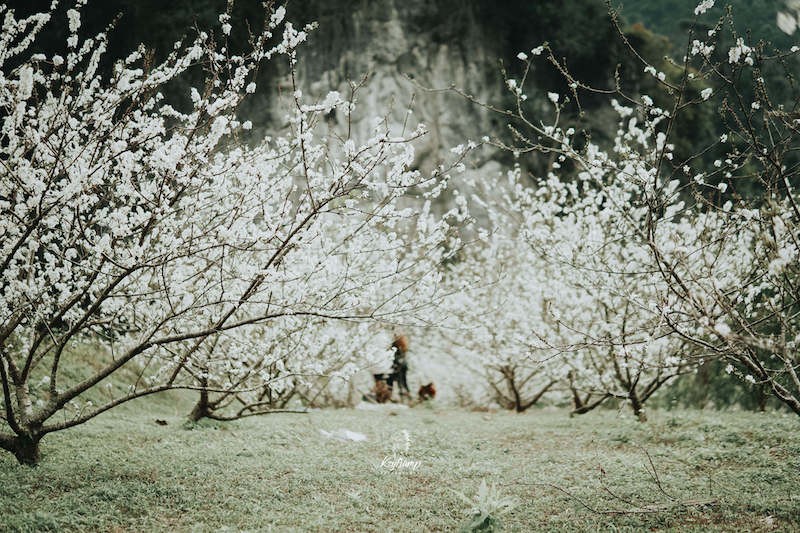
[373,380,392,403]
[418,382,436,401]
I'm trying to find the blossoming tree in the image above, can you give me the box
[458,0,800,417]
[0,2,466,464]
[643,1,800,414]
[443,152,698,419]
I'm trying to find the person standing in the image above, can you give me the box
[391,334,410,401]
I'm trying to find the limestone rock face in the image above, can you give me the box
[271,0,507,176]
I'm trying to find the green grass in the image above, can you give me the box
[1,405,798,532]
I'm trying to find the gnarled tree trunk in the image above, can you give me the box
[0,433,43,466]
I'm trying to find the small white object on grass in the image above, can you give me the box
[319,428,368,442]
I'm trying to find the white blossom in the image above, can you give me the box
[17,66,34,100]
[694,0,714,15]
[67,9,81,33]
[777,11,798,34]
[728,38,753,64]
[714,321,732,336]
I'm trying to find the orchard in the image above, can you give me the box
[1,1,798,531]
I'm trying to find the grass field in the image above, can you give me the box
[1,403,798,532]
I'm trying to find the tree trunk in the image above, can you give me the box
[517,381,557,412]
[570,393,610,416]
[188,384,212,422]
[768,379,800,415]
[756,385,768,412]
[1,434,42,466]
[629,393,647,422]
